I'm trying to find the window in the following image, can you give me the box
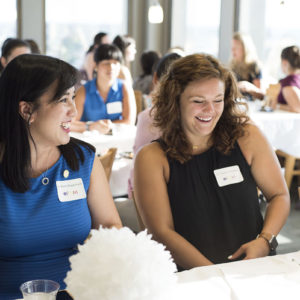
[264,0,300,80]
[171,0,221,57]
[239,0,300,82]
[45,0,128,68]
[0,0,17,48]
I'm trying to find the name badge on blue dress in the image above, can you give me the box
[56,178,87,202]
[106,101,122,115]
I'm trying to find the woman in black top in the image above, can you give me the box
[134,54,290,270]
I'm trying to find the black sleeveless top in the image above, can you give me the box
[166,142,263,266]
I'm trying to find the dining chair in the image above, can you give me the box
[99,148,117,181]
[265,83,280,107]
[134,90,143,119]
[276,149,300,190]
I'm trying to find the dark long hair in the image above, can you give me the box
[0,54,94,192]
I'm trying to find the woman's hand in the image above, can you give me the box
[228,238,270,261]
[238,81,265,99]
[90,119,112,134]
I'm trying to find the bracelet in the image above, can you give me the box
[256,234,269,246]
[85,121,93,131]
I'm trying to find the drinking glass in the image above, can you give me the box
[20,279,60,300]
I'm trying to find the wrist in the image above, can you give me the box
[256,232,278,251]
[85,121,93,131]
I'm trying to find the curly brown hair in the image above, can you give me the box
[152,53,249,163]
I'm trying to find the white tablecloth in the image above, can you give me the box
[70,125,136,197]
[248,102,300,157]
[170,251,300,300]
[70,125,136,155]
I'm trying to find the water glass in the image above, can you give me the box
[20,279,59,300]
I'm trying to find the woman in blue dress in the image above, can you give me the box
[72,44,136,134]
[0,54,122,299]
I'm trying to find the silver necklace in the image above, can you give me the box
[42,173,49,185]
[40,150,52,186]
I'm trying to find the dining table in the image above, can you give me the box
[70,124,136,197]
[169,250,300,300]
[16,251,300,299]
[247,101,300,157]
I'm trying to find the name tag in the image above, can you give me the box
[214,165,244,187]
[56,178,87,202]
[106,101,122,114]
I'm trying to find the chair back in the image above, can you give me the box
[276,149,300,190]
[134,90,143,117]
[99,148,117,181]
[265,83,280,106]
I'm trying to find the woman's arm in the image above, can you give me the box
[238,80,265,99]
[252,78,261,89]
[118,65,133,86]
[229,124,290,260]
[71,85,111,134]
[134,143,213,269]
[113,82,136,125]
[280,86,300,113]
[87,155,122,229]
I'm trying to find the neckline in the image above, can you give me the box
[30,154,63,180]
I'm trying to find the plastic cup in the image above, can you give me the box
[20,279,60,300]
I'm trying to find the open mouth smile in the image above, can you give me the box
[195,116,213,122]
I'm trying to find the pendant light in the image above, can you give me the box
[148,0,164,24]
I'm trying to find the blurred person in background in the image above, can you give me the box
[229,32,264,100]
[72,44,136,134]
[0,38,31,74]
[78,32,110,87]
[25,39,41,54]
[133,50,161,95]
[267,45,300,113]
[113,35,137,86]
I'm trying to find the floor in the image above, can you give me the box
[114,179,300,255]
[276,180,300,254]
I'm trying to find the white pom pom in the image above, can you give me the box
[65,227,177,300]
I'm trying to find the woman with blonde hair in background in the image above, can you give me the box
[230,32,264,100]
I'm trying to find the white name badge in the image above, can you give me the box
[214,165,244,187]
[56,178,87,202]
[106,101,122,114]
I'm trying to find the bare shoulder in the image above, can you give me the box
[237,123,271,164]
[135,141,170,183]
[136,141,166,163]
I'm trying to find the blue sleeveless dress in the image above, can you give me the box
[80,78,124,122]
[0,144,95,299]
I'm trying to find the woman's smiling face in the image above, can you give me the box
[180,78,225,147]
[29,84,77,147]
